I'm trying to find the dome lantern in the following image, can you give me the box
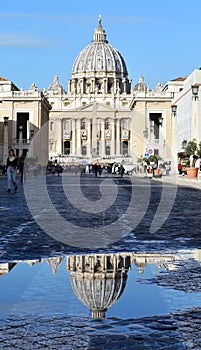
[93,15,108,43]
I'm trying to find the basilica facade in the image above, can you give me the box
[46,18,181,165]
[1,17,200,167]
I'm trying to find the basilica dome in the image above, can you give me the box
[69,17,131,95]
[72,17,128,77]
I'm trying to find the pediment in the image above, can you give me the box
[96,102,115,111]
[77,102,115,112]
[78,102,94,111]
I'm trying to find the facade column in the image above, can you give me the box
[101,118,105,157]
[3,117,9,165]
[128,119,132,157]
[71,119,76,156]
[91,115,97,158]
[111,119,115,157]
[76,119,81,157]
[97,119,101,155]
[87,118,91,158]
[116,118,120,156]
[56,118,62,156]
[27,120,30,140]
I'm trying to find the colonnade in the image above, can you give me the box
[61,117,130,158]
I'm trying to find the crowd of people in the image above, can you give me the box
[1,149,175,194]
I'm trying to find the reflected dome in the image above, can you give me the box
[68,254,131,318]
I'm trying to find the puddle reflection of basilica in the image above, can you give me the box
[67,254,131,318]
[1,249,201,318]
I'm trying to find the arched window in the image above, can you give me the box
[64,141,70,155]
[122,141,128,155]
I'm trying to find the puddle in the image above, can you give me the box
[0,249,201,321]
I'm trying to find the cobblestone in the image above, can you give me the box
[0,173,201,348]
[0,173,201,261]
[0,310,201,349]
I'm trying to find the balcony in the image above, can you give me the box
[13,138,31,149]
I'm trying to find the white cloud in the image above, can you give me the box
[0,33,51,47]
[0,13,154,22]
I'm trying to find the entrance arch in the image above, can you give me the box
[64,141,70,155]
[122,141,128,155]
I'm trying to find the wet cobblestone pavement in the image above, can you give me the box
[0,309,201,349]
[0,173,201,349]
[0,174,201,260]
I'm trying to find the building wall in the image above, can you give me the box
[173,69,201,152]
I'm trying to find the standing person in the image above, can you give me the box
[94,163,99,177]
[19,157,25,183]
[98,164,102,176]
[6,149,18,192]
[120,164,125,178]
[178,162,182,175]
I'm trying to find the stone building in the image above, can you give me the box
[171,68,201,153]
[0,76,51,165]
[46,17,179,164]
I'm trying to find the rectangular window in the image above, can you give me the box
[149,113,162,139]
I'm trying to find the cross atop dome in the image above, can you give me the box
[98,14,102,27]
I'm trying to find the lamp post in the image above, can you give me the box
[171,105,178,173]
[191,85,199,142]
[19,126,23,158]
[3,117,9,165]
[192,85,199,101]
[171,105,177,117]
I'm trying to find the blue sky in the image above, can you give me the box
[1,0,201,91]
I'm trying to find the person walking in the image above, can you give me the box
[6,149,18,192]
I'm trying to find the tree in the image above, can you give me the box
[182,138,198,167]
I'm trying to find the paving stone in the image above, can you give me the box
[0,174,201,348]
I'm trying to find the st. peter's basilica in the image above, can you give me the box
[1,17,201,167]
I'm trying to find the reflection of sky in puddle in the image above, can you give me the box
[0,250,201,320]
